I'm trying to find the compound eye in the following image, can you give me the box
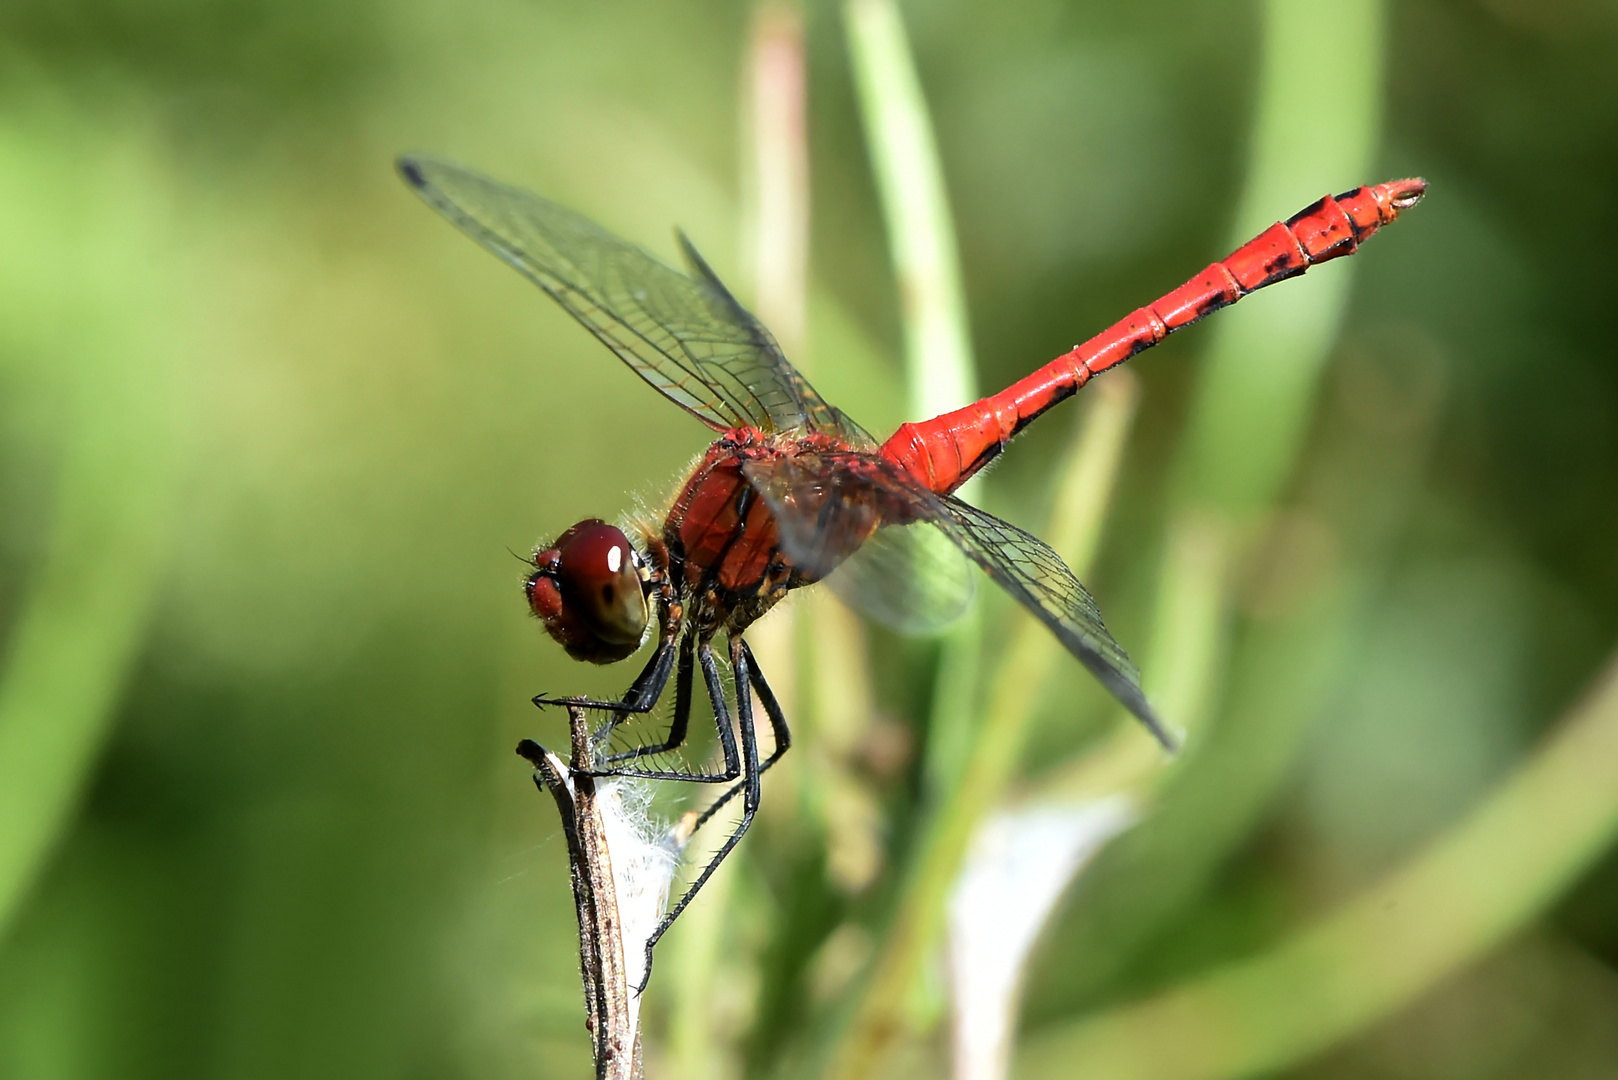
[555,521,648,646]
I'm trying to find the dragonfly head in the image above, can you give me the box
[526,520,651,664]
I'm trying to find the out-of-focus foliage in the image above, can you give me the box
[0,1,1615,1079]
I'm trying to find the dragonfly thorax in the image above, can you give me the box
[526,519,651,664]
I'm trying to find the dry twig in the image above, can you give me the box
[517,708,643,1080]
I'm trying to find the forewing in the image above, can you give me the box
[744,451,1172,747]
[674,234,870,444]
[400,155,851,436]
[825,523,976,633]
[926,497,1173,748]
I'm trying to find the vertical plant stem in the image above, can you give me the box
[828,2,990,1075]
[746,1,811,361]
[823,377,1140,1080]
[667,11,816,1077]
[844,0,984,798]
[843,0,975,422]
[736,0,813,755]
[818,1,988,1074]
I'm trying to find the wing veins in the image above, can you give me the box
[401,156,862,434]
[742,449,1172,747]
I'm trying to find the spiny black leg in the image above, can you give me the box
[533,632,677,714]
[603,631,695,764]
[699,638,744,782]
[582,639,743,785]
[744,638,791,761]
[691,639,791,831]
[635,634,762,992]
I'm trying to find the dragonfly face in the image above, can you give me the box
[526,519,651,664]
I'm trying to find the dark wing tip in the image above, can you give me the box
[674,228,714,280]
[396,155,429,189]
[1135,702,1181,756]
[1076,646,1180,754]
[1106,673,1181,754]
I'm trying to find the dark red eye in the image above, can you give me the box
[528,520,648,662]
[556,522,633,590]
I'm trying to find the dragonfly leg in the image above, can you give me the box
[532,630,677,714]
[634,634,762,992]
[600,632,696,765]
[582,638,743,785]
[688,638,790,831]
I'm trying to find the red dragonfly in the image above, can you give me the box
[400,156,1423,983]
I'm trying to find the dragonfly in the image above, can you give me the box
[399,156,1424,986]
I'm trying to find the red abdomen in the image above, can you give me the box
[881,178,1427,494]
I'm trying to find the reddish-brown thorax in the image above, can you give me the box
[661,429,876,631]
[667,432,787,597]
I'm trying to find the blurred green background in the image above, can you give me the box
[2,0,1617,1078]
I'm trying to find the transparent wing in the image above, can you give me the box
[738,451,972,631]
[744,452,1172,747]
[927,496,1172,748]
[400,155,860,438]
[820,522,976,634]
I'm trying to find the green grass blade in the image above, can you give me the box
[843,0,976,422]
[1017,649,1618,1080]
[0,123,178,941]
